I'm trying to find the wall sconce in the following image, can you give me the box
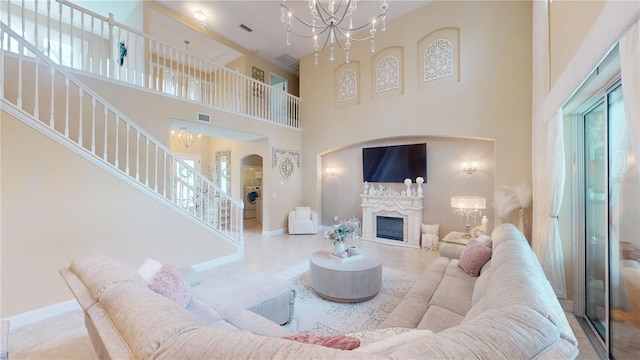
[462,162,478,175]
[193,10,207,23]
[326,167,336,177]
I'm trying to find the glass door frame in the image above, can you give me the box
[572,78,622,358]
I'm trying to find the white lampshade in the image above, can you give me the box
[451,196,486,209]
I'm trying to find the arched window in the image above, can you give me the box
[376,55,400,93]
[338,68,357,102]
[424,39,453,82]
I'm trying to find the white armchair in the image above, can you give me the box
[288,207,318,235]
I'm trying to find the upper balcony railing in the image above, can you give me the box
[1,21,244,245]
[1,0,301,129]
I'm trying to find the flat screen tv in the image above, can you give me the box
[362,143,427,183]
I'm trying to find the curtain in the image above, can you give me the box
[620,20,639,176]
[534,109,567,298]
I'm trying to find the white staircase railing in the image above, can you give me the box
[1,0,301,128]
[1,22,244,245]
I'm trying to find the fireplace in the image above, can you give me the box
[360,192,423,248]
[376,216,403,241]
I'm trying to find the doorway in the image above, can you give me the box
[242,154,263,225]
[270,73,288,123]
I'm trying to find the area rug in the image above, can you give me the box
[276,263,418,335]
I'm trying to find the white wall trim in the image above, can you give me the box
[262,228,287,237]
[191,253,243,272]
[559,298,575,313]
[4,300,80,329]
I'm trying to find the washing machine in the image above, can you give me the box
[243,186,261,219]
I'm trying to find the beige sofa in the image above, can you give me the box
[60,223,578,359]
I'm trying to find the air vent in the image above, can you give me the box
[197,112,211,123]
[276,54,297,66]
[239,24,253,32]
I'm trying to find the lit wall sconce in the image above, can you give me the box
[462,162,478,175]
[193,10,207,23]
[326,167,336,176]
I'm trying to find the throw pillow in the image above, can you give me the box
[137,258,163,283]
[458,239,492,277]
[282,333,360,350]
[295,207,311,219]
[476,234,493,249]
[149,264,192,307]
[420,223,439,235]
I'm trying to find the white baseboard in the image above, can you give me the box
[191,253,243,272]
[559,299,574,312]
[4,300,80,329]
[262,228,286,237]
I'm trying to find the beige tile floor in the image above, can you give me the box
[8,219,601,359]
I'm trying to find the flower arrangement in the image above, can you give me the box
[325,218,360,244]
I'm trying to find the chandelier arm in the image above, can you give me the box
[332,1,354,28]
[333,26,372,43]
[338,13,386,33]
[287,26,331,40]
[281,4,326,30]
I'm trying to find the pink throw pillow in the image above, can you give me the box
[149,264,192,307]
[458,239,492,277]
[282,333,360,350]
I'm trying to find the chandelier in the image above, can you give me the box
[280,0,388,65]
[172,127,202,148]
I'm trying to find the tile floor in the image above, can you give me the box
[8,219,601,359]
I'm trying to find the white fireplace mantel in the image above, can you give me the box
[360,194,423,248]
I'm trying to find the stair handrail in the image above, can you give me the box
[2,0,301,128]
[1,21,244,244]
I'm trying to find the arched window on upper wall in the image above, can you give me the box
[424,39,453,81]
[371,47,404,100]
[335,61,360,107]
[418,28,460,91]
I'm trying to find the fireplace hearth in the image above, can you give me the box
[376,216,403,241]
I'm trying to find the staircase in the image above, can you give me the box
[1,19,243,246]
[1,0,301,128]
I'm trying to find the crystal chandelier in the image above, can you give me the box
[172,127,202,148]
[280,0,388,65]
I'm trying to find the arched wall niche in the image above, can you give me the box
[320,135,495,238]
[418,27,461,90]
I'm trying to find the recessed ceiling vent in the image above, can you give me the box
[239,24,253,32]
[197,112,211,123]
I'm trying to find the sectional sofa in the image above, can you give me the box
[60,223,578,359]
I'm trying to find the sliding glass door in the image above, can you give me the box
[577,82,640,359]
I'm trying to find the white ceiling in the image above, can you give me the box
[150,1,430,75]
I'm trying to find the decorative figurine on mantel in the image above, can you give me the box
[416,176,424,196]
[363,181,369,195]
[404,178,412,195]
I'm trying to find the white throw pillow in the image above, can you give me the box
[137,258,163,283]
[476,234,493,248]
[421,223,439,235]
[295,207,311,219]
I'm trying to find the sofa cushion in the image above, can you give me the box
[417,305,464,332]
[347,327,414,345]
[97,281,201,360]
[70,253,146,301]
[457,239,492,276]
[429,274,475,316]
[379,297,430,329]
[149,264,192,307]
[353,329,433,354]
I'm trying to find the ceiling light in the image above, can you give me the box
[280,0,388,65]
[193,10,206,22]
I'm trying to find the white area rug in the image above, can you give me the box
[276,263,418,335]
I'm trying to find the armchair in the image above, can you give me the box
[288,206,318,234]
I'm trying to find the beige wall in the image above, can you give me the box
[1,113,237,317]
[143,1,299,97]
[321,136,496,237]
[549,0,606,89]
[300,1,533,235]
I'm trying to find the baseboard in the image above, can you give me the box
[262,228,286,237]
[559,299,574,312]
[191,253,243,272]
[4,300,80,329]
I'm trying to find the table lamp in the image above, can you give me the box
[451,196,486,238]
